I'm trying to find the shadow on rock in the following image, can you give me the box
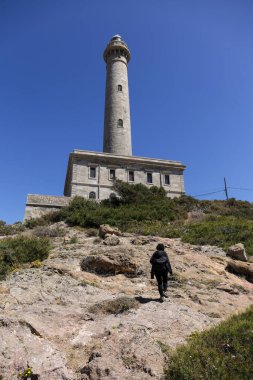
[135,296,161,304]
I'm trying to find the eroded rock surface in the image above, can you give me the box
[0,228,253,380]
[103,234,120,246]
[99,224,121,239]
[226,260,253,283]
[227,243,248,262]
[80,246,143,276]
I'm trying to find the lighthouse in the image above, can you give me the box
[25,35,186,219]
[103,35,132,156]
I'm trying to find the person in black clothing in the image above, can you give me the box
[150,243,173,302]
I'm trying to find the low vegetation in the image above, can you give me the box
[32,225,66,238]
[0,236,51,280]
[166,305,253,380]
[23,180,253,255]
[176,215,253,255]
[0,220,25,236]
[25,211,61,229]
[88,296,139,315]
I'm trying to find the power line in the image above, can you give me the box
[191,190,224,198]
[228,187,253,192]
[191,178,253,199]
[192,186,253,199]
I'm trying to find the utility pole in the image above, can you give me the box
[224,177,229,201]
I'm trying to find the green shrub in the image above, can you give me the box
[58,187,190,230]
[0,220,26,236]
[166,306,253,380]
[60,183,253,231]
[0,220,13,236]
[52,182,253,254]
[25,211,62,229]
[180,216,253,255]
[69,236,78,244]
[0,236,51,280]
[33,225,66,237]
[25,217,48,229]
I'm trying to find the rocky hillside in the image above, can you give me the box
[1,223,253,380]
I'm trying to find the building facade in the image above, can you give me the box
[24,35,186,220]
[64,150,185,200]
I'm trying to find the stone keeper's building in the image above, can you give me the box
[25,35,186,219]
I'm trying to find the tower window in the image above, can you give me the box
[118,119,123,127]
[109,169,116,180]
[89,167,96,179]
[164,175,170,185]
[128,171,134,182]
[118,84,122,92]
[147,173,153,184]
[89,191,96,199]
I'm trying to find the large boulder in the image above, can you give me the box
[80,247,143,276]
[99,224,121,239]
[103,234,120,246]
[226,243,248,262]
[226,260,253,283]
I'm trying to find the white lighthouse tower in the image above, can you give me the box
[103,35,132,156]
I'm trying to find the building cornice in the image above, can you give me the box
[71,149,186,170]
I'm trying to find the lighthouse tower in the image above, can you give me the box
[25,34,186,220]
[103,35,132,156]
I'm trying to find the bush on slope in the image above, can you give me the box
[166,306,253,380]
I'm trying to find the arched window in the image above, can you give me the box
[89,191,96,199]
[118,84,122,92]
[118,119,123,127]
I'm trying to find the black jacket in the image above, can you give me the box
[150,250,172,276]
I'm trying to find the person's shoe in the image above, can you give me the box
[159,296,164,303]
[163,292,169,298]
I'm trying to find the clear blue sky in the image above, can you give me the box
[1,0,253,223]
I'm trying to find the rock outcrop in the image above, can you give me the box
[0,317,73,379]
[0,227,253,380]
[103,234,120,246]
[226,260,253,283]
[80,246,143,276]
[226,243,248,262]
[99,224,121,239]
[131,237,151,245]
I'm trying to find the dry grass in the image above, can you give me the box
[88,297,139,315]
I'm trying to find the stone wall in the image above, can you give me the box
[24,195,71,221]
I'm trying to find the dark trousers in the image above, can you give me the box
[154,270,168,297]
